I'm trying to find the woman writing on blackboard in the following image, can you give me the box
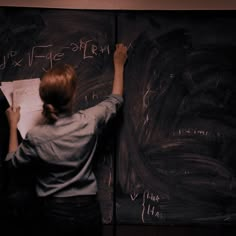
[5,43,127,236]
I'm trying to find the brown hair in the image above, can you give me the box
[39,64,77,123]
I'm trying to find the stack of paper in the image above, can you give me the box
[0,78,44,139]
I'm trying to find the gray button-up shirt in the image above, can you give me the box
[6,94,123,197]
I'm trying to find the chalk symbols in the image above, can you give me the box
[172,128,229,142]
[141,190,160,223]
[127,42,133,50]
[0,39,111,71]
[130,192,139,201]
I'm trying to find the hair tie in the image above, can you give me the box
[43,103,59,122]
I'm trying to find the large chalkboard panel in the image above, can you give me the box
[116,11,236,224]
[2,8,236,229]
[0,7,116,227]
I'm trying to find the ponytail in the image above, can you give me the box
[42,103,59,123]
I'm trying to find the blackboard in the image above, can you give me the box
[1,8,236,228]
[0,7,116,227]
[116,11,236,224]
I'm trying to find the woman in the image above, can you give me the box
[5,43,127,235]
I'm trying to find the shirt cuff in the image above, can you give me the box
[5,152,14,161]
[109,94,124,104]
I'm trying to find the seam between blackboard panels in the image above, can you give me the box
[114,11,118,45]
[113,11,118,236]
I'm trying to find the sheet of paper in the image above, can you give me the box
[17,110,44,139]
[13,78,43,111]
[0,82,13,105]
[1,78,44,138]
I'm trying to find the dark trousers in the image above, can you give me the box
[37,195,102,236]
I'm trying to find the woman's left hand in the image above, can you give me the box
[5,106,21,129]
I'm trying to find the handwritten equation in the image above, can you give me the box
[173,128,227,140]
[141,190,160,223]
[0,39,110,71]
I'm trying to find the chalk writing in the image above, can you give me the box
[127,42,133,50]
[0,39,111,71]
[173,128,226,139]
[130,192,139,201]
[141,190,160,223]
[80,91,111,108]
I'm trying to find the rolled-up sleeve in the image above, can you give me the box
[82,94,123,131]
[5,133,38,168]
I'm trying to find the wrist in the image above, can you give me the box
[114,64,124,70]
[114,68,124,76]
[10,125,18,131]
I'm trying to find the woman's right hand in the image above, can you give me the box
[113,43,128,68]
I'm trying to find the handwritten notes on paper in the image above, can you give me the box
[13,79,43,111]
[0,78,43,138]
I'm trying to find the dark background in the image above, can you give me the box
[1,7,236,235]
